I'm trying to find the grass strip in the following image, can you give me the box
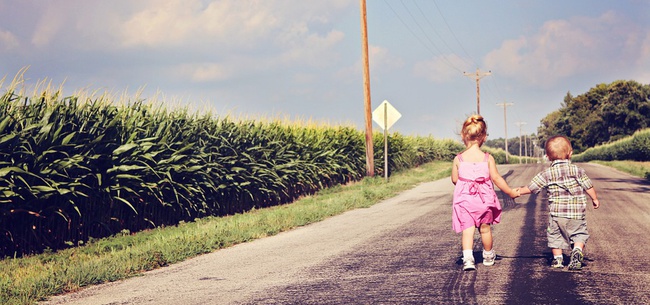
[591,160,650,180]
[1,161,452,305]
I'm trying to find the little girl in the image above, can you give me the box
[451,115,519,271]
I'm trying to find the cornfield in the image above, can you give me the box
[0,79,464,258]
[572,128,650,162]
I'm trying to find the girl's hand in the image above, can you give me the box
[509,188,521,199]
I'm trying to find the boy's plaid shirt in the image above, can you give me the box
[527,159,593,220]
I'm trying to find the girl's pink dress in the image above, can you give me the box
[452,152,502,233]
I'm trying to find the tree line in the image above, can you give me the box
[487,80,649,155]
[537,80,649,153]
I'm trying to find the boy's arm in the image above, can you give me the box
[586,187,600,209]
[516,186,532,196]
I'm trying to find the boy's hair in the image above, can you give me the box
[461,114,487,145]
[545,135,572,161]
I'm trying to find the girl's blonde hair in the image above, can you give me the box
[461,114,487,145]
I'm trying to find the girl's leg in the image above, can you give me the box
[461,226,476,263]
[479,223,492,251]
[479,223,497,266]
[461,226,477,269]
[462,226,476,251]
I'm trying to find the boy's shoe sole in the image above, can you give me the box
[568,248,584,270]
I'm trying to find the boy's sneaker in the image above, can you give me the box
[551,256,564,268]
[483,250,496,266]
[463,258,476,271]
[568,248,584,270]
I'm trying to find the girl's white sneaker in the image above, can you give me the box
[463,258,476,271]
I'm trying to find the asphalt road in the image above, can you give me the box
[41,163,650,305]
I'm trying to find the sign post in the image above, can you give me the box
[372,100,401,181]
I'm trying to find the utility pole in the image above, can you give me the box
[464,68,491,114]
[496,102,513,163]
[524,133,529,163]
[360,0,374,177]
[515,121,527,164]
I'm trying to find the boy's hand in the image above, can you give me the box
[593,199,600,209]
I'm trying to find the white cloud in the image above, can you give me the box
[119,0,281,49]
[369,45,404,71]
[336,44,404,83]
[484,11,648,87]
[0,0,356,90]
[0,29,19,51]
[110,0,355,84]
[178,63,231,82]
[31,5,66,47]
[116,0,356,52]
[278,29,345,68]
[119,1,195,47]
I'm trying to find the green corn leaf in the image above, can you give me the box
[107,165,148,174]
[114,196,138,215]
[31,185,57,193]
[113,143,138,156]
[0,116,12,133]
[114,174,144,181]
[61,131,76,145]
[0,166,26,177]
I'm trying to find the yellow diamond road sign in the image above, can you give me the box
[372,100,401,130]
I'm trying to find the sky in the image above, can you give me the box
[1,1,649,141]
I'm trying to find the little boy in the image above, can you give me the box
[516,135,600,270]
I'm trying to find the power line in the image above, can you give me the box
[429,0,477,67]
[412,1,474,69]
[382,0,463,72]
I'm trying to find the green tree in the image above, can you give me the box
[601,80,650,142]
[537,80,650,153]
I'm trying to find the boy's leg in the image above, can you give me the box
[567,220,589,270]
[568,246,585,270]
[547,216,570,268]
[551,248,564,268]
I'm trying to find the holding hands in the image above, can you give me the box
[508,186,532,200]
[508,188,521,199]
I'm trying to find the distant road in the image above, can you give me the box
[41,163,650,305]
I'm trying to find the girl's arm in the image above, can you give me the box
[451,156,459,185]
[488,155,519,198]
